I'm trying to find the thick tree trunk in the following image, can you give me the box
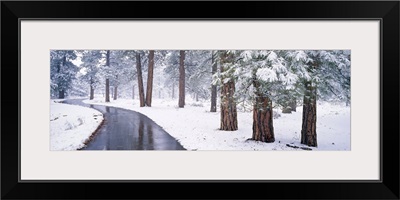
[89,77,94,100]
[301,81,317,147]
[178,50,186,108]
[146,50,155,107]
[210,51,217,112]
[136,52,145,107]
[105,50,110,102]
[219,51,238,131]
[220,80,238,131]
[252,77,275,142]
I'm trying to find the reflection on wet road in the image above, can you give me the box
[64,99,186,150]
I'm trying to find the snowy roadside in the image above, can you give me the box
[83,97,350,151]
[50,100,104,150]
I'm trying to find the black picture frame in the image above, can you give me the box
[2,1,399,199]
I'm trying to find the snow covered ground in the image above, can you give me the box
[83,97,350,151]
[50,100,104,150]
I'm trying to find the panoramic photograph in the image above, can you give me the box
[50,50,351,151]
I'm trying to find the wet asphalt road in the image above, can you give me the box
[63,99,186,150]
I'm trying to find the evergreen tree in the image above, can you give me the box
[50,50,78,98]
[80,50,102,100]
[218,50,238,131]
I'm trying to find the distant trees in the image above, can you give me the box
[164,51,180,99]
[50,50,78,99]
[164,50,212,104]
[80,50,102,100]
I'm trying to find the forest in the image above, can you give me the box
[50,50,351,149]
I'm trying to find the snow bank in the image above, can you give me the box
[83,98,350,151]
[50,100,104,150]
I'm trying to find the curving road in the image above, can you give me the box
[63,99,185,150]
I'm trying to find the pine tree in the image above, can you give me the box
[282,50,351,147]
[50,50,78,99]
[219,50,238,131]
[80,50,102,100]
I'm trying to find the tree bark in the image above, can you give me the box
[136,52,145,107]
[105,50,110,102]
[178,50,186,108]
[219,51,238,131]
[210,51,217,112]
[172,81,175,99]
[89,77,94,100]
[105,79,110,102]
[132,85,135,99]
[290,99,296,112]
[146,50,155,107]
[58,56,66,99]
[113,86,118,100]
[252,78,275,142]
[301,81,317,147]
[58,90,65,99]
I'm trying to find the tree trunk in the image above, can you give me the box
[220,81,238,131]
[105,50,110,102]
[57,56,66,99]
[178,50,185,108]
[210,51,217,112]
[252,79,274,142]
[301,81,317,147]
[105,79,110,102]
[219,51,238,131]
[146,50,155,107]
[89,77,94,100]
[113,74,118,100]
[113,86,118,100]
[136,52,145,107]
[290,99,296,112]
[132,85,135,99]
[58,90,65,99]
[172,82,175,99]
[196,93,199,102]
